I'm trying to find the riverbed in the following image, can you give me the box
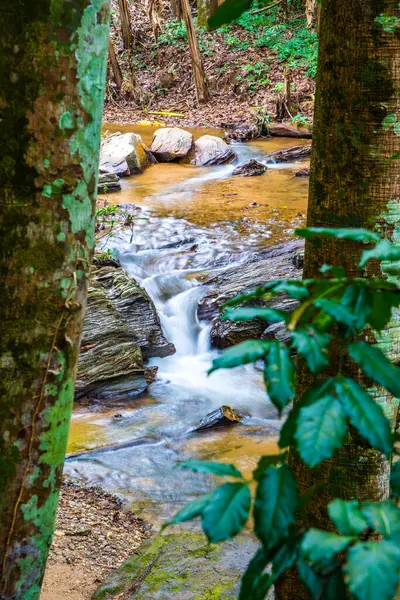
[65,126,309,525]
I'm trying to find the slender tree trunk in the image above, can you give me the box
[305,0,316,29]
[108,37,123,89]
[0,2,109,598]
[275,1,400,599]
[180,0,209,103]
[118,0,132,50]
[196,0,218,29]
[171,0,182,20]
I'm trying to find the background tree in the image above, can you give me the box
[0,1,109,598]
[276,0,400,597]
[180,0,209,102]
[197,0,218,29]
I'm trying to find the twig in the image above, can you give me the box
[251,0,282,15]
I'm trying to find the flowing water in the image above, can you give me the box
[65,126,309,523]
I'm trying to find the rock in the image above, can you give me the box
[264,122,312,138]
[224,123,260,142]
[92,532,259,600]
[261,321,291,345]
[295,167,310,177]
[76,262,175,401]
[232,159,267,177]
[197,240,304,349]
[184,135,236,166]
[193,405,243,432]
[100,133,153,177]
[264,144,312,163]
[97,172,121,194]
[150,127,194,162]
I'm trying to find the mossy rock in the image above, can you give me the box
[92,532,259,599]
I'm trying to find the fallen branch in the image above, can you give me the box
[251,0,282,15]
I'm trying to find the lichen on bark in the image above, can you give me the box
[0,1,109,598]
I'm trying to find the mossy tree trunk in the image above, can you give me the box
[0,1,109,598]
[275,0,400,598]
[180,0,209,103]
[196,0,218,29]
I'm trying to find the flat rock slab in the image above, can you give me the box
[264,145,312,164]
[97,172,121,194]
[232,159,267,177]
[151,127,194,162]
[92,532,259,600]
[264,122,312,138]
[184,135,236,166]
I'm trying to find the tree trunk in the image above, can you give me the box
[0,2,109,598]
[197,0,218,29]
[275,1,400,599]
[180,0,209,103]
[305,0,316,29]
[171,0,182,20]
[118,0,132,50]
[108,37,123,89]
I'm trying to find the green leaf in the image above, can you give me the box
[298,559,347,600]
[320,264,346,277]
[390,151,400,161]
[254,465,299,550]
[279,378,336,448]
[315,298,359,333]
[295,395,347,467]
[382,112,397,128]
[348,341,400,399]
[208,340,271,373]
[345,541,400,600]
[239,548,272,600]
[328,499,368,536]
[369,289,400,330]
[271,281,309,300]
[253,453,288,481]
[202,482,251,543]
[208,0,251,30]
[290,328,330,373]
[168,492,212,525]
[264,342,295,414]
[222,286,272,309]
[390,462,400,498]
[361,500,400,541]
[394,122,400,136]
[295,228,381,243]
[335,376,392,455]
[341,284,374,331]
[302,529,353,567]
[176,459,243,479]
[222,307,288,323]
[271,535,299,580]
[359,238,400,267]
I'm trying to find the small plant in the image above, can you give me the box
[291,113,312,127]
[237,61,270,92]
[166,227,400,600]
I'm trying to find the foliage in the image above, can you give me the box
[166,228,400,600]
[236,62,271,92]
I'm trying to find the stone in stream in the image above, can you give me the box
[97,172,121,194]
[150,127,194,162]
[197,240,304,349]
[232,159,267,177]
[183,134,237,166]
[76,259,175,401]
[193,405,243,432]
[295,167,310,177]
[100,133,154,177]
[263,122,312,138]
[92,532,259,600]
[264,144,312,163]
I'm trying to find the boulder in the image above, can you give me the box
[150,127,194,162]
[193,405,243,432]
[295,167,310,177]
[76,262,175,401]
[184,135,236,166]
[97,172,121,194]
[100,133,153,177]
[264,122,312,138]
[198,240,304,349]
[264,144,312,164]
[93,532,259,600]
[232,159,267,177]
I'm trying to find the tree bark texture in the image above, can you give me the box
[196,0,218,29]
[275,1,400,599]
[180,0,209,103]
[118,0,132,49]
[0,1,109,598]
[108,37,123,89]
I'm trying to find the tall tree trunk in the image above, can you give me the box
[0,1,109,598]
[305,0,316,29]
[180,0,209,103]
[275,1,400,599]
[118,0,132,50]
[196,0,218,29]
[108,37,123,89]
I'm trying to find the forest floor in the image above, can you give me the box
[41,481,151,600]
[104,0,317,129]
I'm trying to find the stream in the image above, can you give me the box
[65,126,309,524]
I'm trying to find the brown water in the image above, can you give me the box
[65,125,308,522]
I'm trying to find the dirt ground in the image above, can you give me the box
[41,481,151,600]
